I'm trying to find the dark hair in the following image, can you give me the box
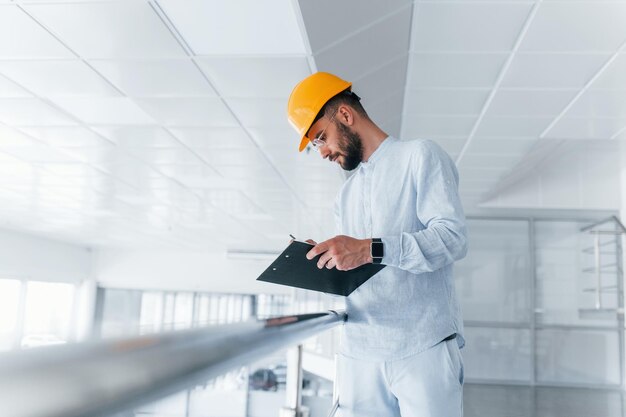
[312,90,368,127]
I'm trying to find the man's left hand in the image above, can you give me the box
[306,235,372,271]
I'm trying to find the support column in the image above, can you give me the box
[280,344,309,417]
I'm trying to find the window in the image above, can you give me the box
[0,278,76,351]
[21,281,74,349]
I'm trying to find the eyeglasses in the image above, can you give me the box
[309,111,337,152]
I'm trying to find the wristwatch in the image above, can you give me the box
[370,238,384,264]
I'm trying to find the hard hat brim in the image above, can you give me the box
[298,136,309,152]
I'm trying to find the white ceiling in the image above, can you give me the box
[0,0,625,251]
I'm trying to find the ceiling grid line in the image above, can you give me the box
[188,56,324,224]
[610,125,626,140]
[313,4,414,56]
[13,1,298,244]
[353,53,409,90]
[290,0,317,74]
[455,0,544,165]
[538,38,626,139]
[146,1,327,232]
[14,4,128,98]
[0,8,234,246]
[150,0,196,56]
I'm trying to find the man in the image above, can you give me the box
[286,72,468,417]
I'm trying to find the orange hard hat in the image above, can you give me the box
[287,72,352,152]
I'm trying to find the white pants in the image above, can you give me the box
[337,338,464,417]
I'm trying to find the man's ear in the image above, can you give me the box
[337,105,355,126]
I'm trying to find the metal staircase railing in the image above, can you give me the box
[0,311,346,417]
[579,216,625,320]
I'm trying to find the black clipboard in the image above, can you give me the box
[256,241,385,296]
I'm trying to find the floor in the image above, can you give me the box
[464,384,626,417]
[115,383,626,417]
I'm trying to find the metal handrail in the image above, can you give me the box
[327,399,340,417]
[580,215,626,234]
[0,310,346,417]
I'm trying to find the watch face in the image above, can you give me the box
[372,241,384,258]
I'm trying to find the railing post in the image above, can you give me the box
[280,344,309,417]
[594,232,603,310]
[326,353,339,417]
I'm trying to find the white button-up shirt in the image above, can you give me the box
[335,137,467,360]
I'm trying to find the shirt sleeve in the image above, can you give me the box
[333,196,342,235]
[381,140,468,274]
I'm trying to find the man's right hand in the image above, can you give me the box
[305,239,317,245]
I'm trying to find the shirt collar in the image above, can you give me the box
[361,136,394,167]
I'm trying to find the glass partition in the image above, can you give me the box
[457,216,623,388]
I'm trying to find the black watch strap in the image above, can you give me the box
[371,238,384,264]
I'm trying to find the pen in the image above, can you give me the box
[289,234,296,240]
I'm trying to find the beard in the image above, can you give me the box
[332,121,364,171]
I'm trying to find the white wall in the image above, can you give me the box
[0,228,92,283]
[94,249,292,294]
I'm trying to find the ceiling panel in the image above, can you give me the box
[315,9,411,83]
[403,115,477,137]
[432,137,467,156]
[200,189,263,215]
[135,97,238,127]
[20,126,113,147]
[485,89,578,117]
[227,98,291,128]
[299,0,410,52]
[124,147,204,166]
[196,56,310,99]
[458,153,522,170]
[0,98,77,126]
[3,144,80,163]
[90,59,216,97]
[380,117,402,139]
[0,74,32,98]
[458,167,507,183]
[404,89,488,115]
[1,0,622,250]
[353,55,409,107]
[94,126,180,148]
[474,116,553,137]
[0,60,119,97]
[62,146,133,167]
[35,162,105,178]
[520,1,626,52]
[158,0,307,55]
[366,91,405,128]
[215,164,284,181]
[411,2,532,52]
[196,147,269,168]
[169,127,255,149]
[0,126,41,147]
[24,1,186,58]
[0,5,73,59]
[501,53,610,88]
[408,53,507,88]
[468,138,537,155]
[158,164,222,188]
[614,128,626,141]
[565,90,626,119]
[592,54,626,90]
[51,97,156,125]
[544,117,626,140]
[247,126,296,149]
